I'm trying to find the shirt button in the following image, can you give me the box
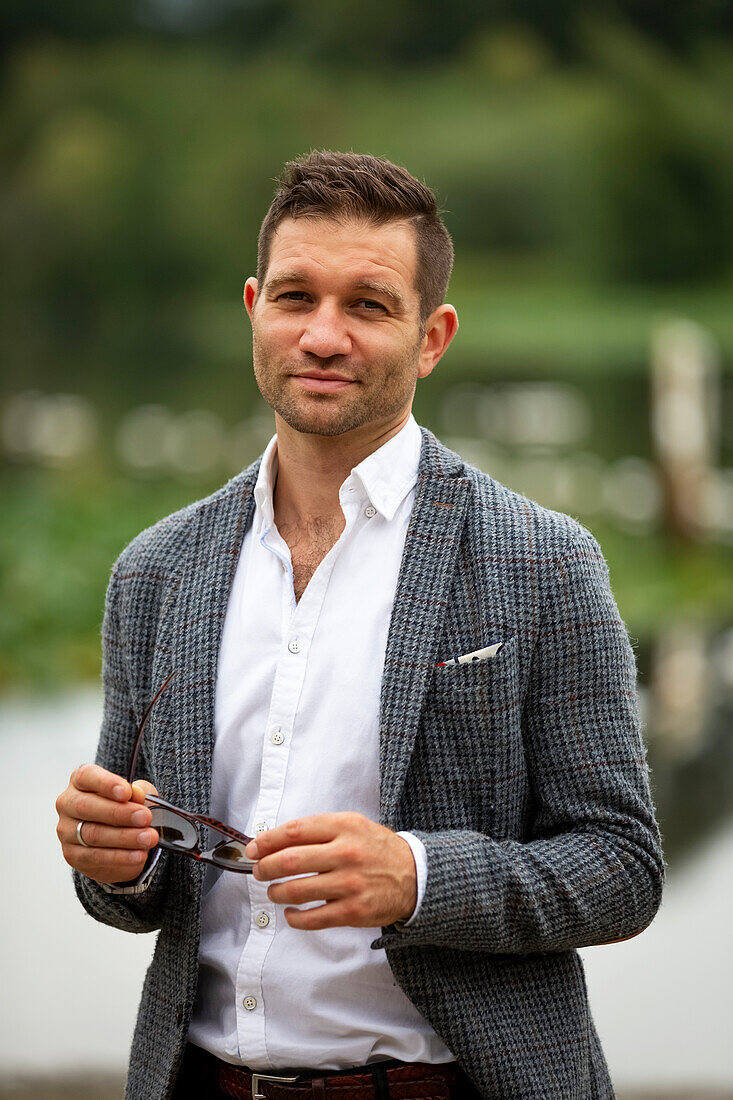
[270,730,284,745]
[243,996,257,1011]
[256,912,270,928]
[288,639,301,654]
[365,505,377,518]
[255,821,268,833]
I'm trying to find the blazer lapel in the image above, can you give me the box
[151,462,261,814]
[379,428,470,827]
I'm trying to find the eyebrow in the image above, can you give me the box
[263,271,408,312]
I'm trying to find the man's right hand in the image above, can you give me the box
[55,764,160,884]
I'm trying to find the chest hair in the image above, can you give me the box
[277,515,345,603]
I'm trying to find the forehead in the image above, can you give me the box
[265,216,418,297]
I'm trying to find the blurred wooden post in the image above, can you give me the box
[647,622,709,761]
[650,320,720,541]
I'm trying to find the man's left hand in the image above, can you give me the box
[245,812,417,931]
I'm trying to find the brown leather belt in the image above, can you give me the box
[182,1043,469,1099]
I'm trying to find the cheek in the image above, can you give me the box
[253,316,298,356]
[252,338,289,382]
[356,331,415,367]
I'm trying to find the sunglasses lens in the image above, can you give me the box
[210,840,253,868]
[149,806,198,850]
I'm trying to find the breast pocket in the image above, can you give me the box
[432,636,519,693]
[419,636,526,834]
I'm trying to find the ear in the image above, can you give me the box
[243,277,258,321]
[417,304,459,380]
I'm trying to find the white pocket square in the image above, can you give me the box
[435,641,504,668]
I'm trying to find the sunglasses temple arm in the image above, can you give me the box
[126,671,175,785]
[187,810,253,846]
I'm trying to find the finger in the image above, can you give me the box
[283,900,358,931]
[64,790,155,830]
[63,819,159,851]
[253,842,339,883]
[131,780,159,804]
[267,870,346,906]
[61,841,150,881]
[72,763,133,803]
[248,812,359,859]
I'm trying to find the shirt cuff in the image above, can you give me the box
[394,831,427,928]
[99,845,162,895]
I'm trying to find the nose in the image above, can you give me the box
[299,302,352,359]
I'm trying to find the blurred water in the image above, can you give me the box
[0,689,731,1089]
[0,688,154,1075]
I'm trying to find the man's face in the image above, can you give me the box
[244,216,430,439]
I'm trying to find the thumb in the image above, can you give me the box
[131,779,159,803]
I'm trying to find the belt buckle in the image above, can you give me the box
[251,1071,300,1099]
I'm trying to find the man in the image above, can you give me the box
[56,150,664,1100]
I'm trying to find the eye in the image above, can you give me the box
[278,291,309,303]
[355,299,386,312]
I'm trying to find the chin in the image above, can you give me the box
[277,409,361,437]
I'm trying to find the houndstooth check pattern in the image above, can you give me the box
[73,427,664,1099]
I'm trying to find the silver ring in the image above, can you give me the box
[76,820,91,847]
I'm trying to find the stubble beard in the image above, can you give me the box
[252,332,422,438]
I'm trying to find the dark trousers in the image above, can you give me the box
[171,1041,483,1100]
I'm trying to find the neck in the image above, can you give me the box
[271,410,412,527]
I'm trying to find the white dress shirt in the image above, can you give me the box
[186,414,454,1070]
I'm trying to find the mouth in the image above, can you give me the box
[292,374,356,393]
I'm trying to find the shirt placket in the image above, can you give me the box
[233,495,364,1066]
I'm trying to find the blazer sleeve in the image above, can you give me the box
[372,527,665,954]
[72,557,172,934]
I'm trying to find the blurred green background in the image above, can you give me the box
[3,0,733,836]
[1,4,733,1092]
[3,2,733,841]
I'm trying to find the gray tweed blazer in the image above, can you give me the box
[73,426,664,1100]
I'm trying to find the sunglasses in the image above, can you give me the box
[126,672,257,873]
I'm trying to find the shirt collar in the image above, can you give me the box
[253,414,422,532]
[346,414,422,520]
[253,433,279,536]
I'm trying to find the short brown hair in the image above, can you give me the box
[256,150,454,329]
